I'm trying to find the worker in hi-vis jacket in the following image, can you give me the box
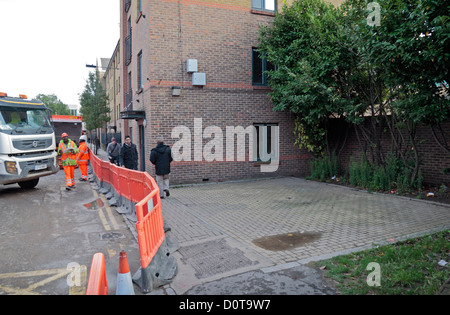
[58,133,78,190]
[77,135,89,182]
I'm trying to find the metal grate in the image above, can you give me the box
[178,238,259,279]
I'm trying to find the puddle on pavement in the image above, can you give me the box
[252,231,321,251]
[83,198,104,210]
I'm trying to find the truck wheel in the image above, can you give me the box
[18,178,39,189]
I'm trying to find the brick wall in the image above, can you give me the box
[329,118,450,186]
[146,86,309,184]
[120,0,310,184]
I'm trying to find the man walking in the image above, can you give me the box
[58,133,78,190]
[120,135,138,170]
[77,135,89,181]
[150,137,173,199]
[107,137,121,166]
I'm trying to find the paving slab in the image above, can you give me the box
[160,177,450,295]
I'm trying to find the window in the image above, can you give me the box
[137,51,143,90]
[124,0,131,13]
[253,123,279,162]
[125,71,132,108]
[251,0,276,12]
[0,107,52,133]
[252,48,275,86]
[136,0,143,21]
[125,18,132,65]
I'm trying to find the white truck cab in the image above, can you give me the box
[0,93,59,189]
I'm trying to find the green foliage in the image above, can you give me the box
[293,118,326,157]
[316,231,450,295]
[259,0,352,156]
[259,0,450,183]
[348,153,422,192]
[308,153,338,181]
[350,0,450,126]
[79,71,110,131]
[33,94,70,115]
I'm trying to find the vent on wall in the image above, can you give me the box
[187,59,198,73]
[192,73,206,86]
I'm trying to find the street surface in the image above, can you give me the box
[162,177,450,294]
[0,169,140,295]
[1,161,449,295]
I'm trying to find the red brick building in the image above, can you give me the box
[116,0,448,186]
[119,0,309,184]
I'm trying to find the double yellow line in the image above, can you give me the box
[0,189,124,295]
[93,190,120,231]
[92,190,126,260]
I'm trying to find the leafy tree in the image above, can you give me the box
[33,94,70,115]
[259,0,357,159]
[259,0,450,184]
[79,71,110,131]
[344,0,450,182]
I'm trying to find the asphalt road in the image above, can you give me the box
[0,169,141,295]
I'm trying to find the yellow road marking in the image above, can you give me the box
[107,245,117,259]
[98,208,111,231]
[93,189,121,231]
[0,266,87,295]
[100,194,120,230]
[69,265,87,295]
[0,268,66,279]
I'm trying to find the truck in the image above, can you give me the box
[0,93,59,189]
[51,115,83,169]
[51,115,83,145]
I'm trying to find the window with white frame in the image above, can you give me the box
[251,0,276,12]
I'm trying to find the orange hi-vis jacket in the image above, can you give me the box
[58,140,78,167]
[77,142,89,165]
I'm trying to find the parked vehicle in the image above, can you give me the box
[51,115,83,169]
[0,93,59,189]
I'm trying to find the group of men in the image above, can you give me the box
[58,133,173,199]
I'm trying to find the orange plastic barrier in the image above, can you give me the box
[88,148,165,270]
[135,175,165,269]
[86,253,108,295]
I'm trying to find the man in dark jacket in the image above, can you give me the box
[107,137,121,166]
[150,137,173,199]
[120,135,138,170]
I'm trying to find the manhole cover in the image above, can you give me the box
[178,238,259,279]
[100,232,125,241]
[253,231,321,251]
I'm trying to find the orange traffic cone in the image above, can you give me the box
[116,250,135,295]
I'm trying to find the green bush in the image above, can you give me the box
[308,153,338,181]
[309,152,423,194]
[347,153,422,193]
[349,156,371,188]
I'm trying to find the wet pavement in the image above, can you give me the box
[0,169,141,295]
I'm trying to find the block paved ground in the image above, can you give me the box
[91,148,449,294]
[160,176,450,294]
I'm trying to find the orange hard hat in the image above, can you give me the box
[61,133,69,138]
